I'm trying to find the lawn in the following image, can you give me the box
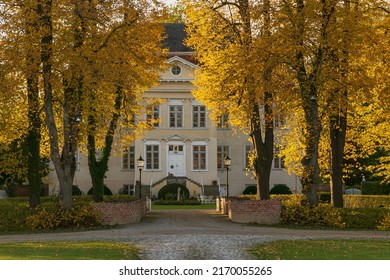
[151,203,216,210]
[250,239,390,260]
[0,241,139,260]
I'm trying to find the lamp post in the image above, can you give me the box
[224,155,231,198]
[137,155,144,199]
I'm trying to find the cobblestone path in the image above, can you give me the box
[1,209,389,259]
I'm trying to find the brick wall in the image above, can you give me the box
[228,198,282,225]
[92,200,146,225]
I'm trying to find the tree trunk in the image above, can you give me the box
[330,114,347,208]
[88,86,123,202]
[25,3,42,208]
[329,0,350,208]
[251,86,273,201]
[300,94,321,205]
[40,0,83,208]
[26,76,42,208]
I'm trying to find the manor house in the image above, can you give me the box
[47,23,301,198]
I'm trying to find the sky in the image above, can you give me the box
[162,0,177,6]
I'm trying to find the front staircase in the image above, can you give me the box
[151,176,219,199]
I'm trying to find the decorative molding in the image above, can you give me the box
[167,56,199,69]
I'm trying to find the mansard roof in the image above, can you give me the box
[163,23,192,53]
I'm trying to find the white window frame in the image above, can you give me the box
[123,184,136,196]
[121,146,135,170]
[144,142,161,171]
[147,105,160,128]
[169,104,183,128]
[273,146,285,169]
[192,141,208,171]
[244,144,253,170]
[171,65,182,76]
[192,105,206,128]
[217,145,230,170]
[217,113,230,129]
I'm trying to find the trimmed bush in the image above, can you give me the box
[153,200,201,205]
[270,184,292,195]
[362,181,390,195]
[344,195,390,208]
[72,185,83,196]
[377,212,390,230]
[158,183,189,200]
[0,199,32,232]
[338,208,390,229]
[26,203,101,230]
[280,196,344,228]
[87,185,113,196]
[318,192,331,203]
[243,185,257,195]
[103,195,138,203]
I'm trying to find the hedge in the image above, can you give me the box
[362,181,390,195]
[344,195,390,208]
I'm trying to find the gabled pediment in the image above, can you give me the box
[163,134,191,142]
[167,56,199,69]
[158,56,199,83]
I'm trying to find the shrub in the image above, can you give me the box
[344,195,390,208]
[270,184,292,195]
[280,196,344,228]
[243,185,257,195]
[158,183,189,200]
[87,185,113,196]
[72,185,83,196]
[362,181,390,195]
[153,200,201,205]
[0,199,32,232]
[103,195,137,203]
[26,203,101,230]
[377,212,390,230]
[338,208,389,229]
[318,192,331,203]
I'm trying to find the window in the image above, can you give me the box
[123,184,135,196]
[193,105,206,128]
[273,146,285,169]
[171,65,182,76]
[122,146,135,170]
[169,145,184,153]
[146,145,159,170]
[244,145,253,169]
[274,114,285,128]
[217,113,229,128]
[147,106,160,128]
[169,105,183,128]
[193,145,207,170]
[217,146,230,170]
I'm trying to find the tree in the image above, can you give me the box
[185,0,278,200]
[79,1,166,202]
[0,0,48,207]
[277,0,390,206]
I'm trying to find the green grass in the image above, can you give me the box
[250,239,390,260]
[151,203,216,210]
[0,242,139,260]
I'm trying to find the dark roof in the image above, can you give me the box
[163,23,193,53]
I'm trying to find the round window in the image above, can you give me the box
[171,65,182,76]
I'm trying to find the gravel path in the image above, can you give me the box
[1,209,389,259]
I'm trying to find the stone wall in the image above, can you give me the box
[92,199,146,225]
[228,198,282,225]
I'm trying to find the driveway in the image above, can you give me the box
[1,209,390,259]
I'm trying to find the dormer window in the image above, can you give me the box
[171,65,182,76]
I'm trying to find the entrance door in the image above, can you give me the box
[167,143,186,176]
